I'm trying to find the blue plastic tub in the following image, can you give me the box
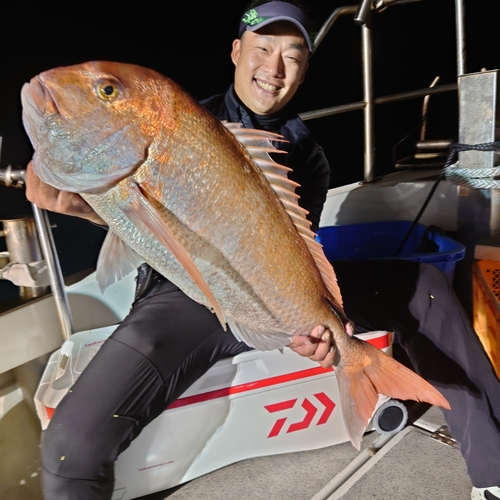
[316,220,466,282]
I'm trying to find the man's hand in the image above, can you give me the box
[25,161,107,226]
[288,325,336,369]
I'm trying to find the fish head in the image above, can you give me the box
[21,61,162,193]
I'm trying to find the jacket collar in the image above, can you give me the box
[223,85,311,145]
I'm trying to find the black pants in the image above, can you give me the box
[40,261,500,498]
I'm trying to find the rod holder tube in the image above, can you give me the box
[0,216,48,298]
[1,217,41,263]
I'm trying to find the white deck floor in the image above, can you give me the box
[138,406,472,500]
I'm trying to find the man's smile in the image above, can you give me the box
[255,79,281,92]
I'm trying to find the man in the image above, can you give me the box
[26,2,334,499]
[25,2,500,499]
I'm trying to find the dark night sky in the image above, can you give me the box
[0,0,499,283]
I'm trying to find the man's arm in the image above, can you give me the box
[25,161,107,226]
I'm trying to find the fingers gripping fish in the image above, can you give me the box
[21,61,450,450]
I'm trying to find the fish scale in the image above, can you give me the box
[85,145,327,337]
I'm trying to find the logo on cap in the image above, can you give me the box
[242,9,269,27]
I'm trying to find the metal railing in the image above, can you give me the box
[299,0,466,182]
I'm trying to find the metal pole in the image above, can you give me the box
[361,19,376,182]
[354,0,373,25]
[455,0,466,76]
[31,203,74,340]
[313,6,358,52]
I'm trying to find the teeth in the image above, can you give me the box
[257,80,279,92]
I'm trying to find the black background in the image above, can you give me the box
[0,0,499,288]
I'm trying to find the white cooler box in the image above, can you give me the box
[35,327,404,500]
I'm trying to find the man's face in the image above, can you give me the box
[231,22,309,115]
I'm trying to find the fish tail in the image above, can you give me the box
[335,335,450,450]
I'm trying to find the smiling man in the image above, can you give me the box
[231,11,310,115]
[232,21,309,115]
[30,3,335,499]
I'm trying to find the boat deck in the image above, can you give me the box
[139,405,472,500]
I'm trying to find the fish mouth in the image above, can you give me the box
[21,76,59,118]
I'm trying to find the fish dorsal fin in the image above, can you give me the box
[224,121,344,312]
[117,179,227,329]
[96,230,144,292]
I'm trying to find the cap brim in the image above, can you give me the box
[245,17,314,52]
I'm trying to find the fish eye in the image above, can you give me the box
[97,81,119,101]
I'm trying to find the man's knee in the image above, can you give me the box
[41,460,114,500]
[40,405,133,481]
[40,418,113,498]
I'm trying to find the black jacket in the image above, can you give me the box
[200,85,330,233]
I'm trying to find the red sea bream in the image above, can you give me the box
[21,61,450,449]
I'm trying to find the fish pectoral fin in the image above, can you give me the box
[226,318,291,351]
[96,230,143,292]
[336,337,450,450]
[119,181,226,329]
